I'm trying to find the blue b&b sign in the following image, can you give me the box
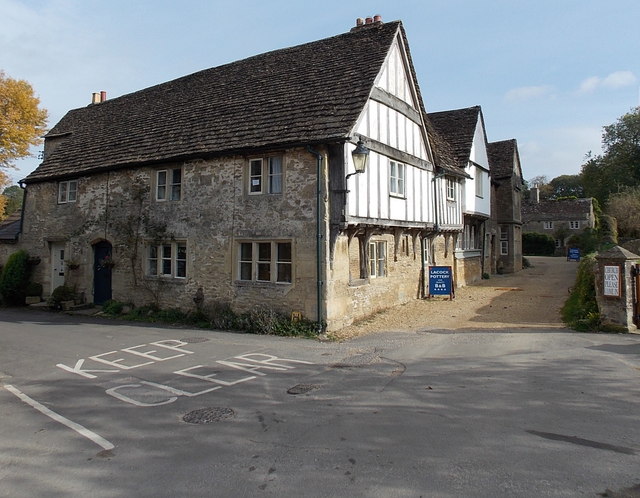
[428,266,453,298]
[567,247,581,262]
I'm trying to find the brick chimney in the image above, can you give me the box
[351,15,382,31]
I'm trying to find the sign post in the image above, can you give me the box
[428,266,454,300]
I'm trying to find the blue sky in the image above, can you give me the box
[2,0,638,185]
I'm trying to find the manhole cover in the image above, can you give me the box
[182,407,235,424]
[180,337,210,344]
[287,384,319,395]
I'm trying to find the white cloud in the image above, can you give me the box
[577,71,637,94]
[602,71,637,89]
[504,85,554,102]
[519,126,602,181]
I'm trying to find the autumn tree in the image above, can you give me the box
[581,107,640,205]
[606,186,640,238]
[0,71,48,169]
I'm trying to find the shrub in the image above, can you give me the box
[102,299,124,315]
[561,254,598,331]
[522,257,532,268]
[0,250,31,305]
[25,282,43,297]
[47,285,76,309]
[523,232,556,256]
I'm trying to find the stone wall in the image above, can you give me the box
[19,147,321,319]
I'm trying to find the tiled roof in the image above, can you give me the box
[522,198,593,221]
[26,21,408,183]
[0,212,21,242]
[427,106,482,169]
[488,139,522,179]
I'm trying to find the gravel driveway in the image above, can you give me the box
[333,256,579,340]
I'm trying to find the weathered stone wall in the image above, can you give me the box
[455,254,482,286]
[325,232,457,330]
[20,147,321,318]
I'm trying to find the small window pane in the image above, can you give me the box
[250,159,263,193]
[161,244,172,275]
[269,157,282,194]
[157,171,167,200]
[276,242,292,283]
[176,244,186,278]
[170,169,182,201]
[68,181,77,202]
[58,182,67,203]
[148,246,158,275]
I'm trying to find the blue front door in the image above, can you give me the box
[93,241,112,305]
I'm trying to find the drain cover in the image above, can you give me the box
[180,337,210,344]
[183,407,235,424]
[287,384,319,395]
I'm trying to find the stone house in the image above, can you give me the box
[522,189,596,255]
[487,139,524,273]
[428,106,492,284]
[14,18,469,331]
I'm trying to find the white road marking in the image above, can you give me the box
[4,384,115,451]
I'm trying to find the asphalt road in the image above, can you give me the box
[1,308,639,497]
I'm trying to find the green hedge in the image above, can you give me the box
[0,250,31,305]
[523,232,556,256]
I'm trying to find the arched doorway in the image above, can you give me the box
[93,240,113,304]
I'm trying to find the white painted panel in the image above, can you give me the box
[357,167,367,217]
[378,65,389,93]
[389,196,405,220]
[389,110,397,150]
[406,166,414,220]
[406,120,414,156]
[398,114,407,153]
[379,103,388,145]
[380,156,389,219]
[369,100,379,142]
[388,48,398,97]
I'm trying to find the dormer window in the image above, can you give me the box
[58,179,77,203]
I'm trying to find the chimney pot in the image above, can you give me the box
[91,92,100,104]
[373,14,382,22]
[355,17,364,27]
[365,17,373,24]
[100,91,107,102]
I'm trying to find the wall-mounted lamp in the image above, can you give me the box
[347,140,370,180]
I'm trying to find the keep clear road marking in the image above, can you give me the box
[4,384,115,451]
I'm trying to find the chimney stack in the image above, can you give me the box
[530,186,540,204]
[351,15,382,31]
[91,91,108,104]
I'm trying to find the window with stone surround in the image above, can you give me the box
[238,240,292,283]
[543,221,553,229]
[156,168,182,201]
[569,221,580,229]
[58,179,78,203]
[147,241,187,279]
[369,240,387,278]
[248,157,283,195]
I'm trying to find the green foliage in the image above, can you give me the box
[606,186,640,238]
[523,232,556,256]
[566,228,601,255]
[2,185,24,216]
[101,300,319,338]
[25,281,42,297]
[102,299,124,315]
[47,284,76,309]
[580,107,640,205]
[549,175,584,199]
[522,257,532,268]
[481,272,490,280]
[0,249,31,305]
[561,254,599,331]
